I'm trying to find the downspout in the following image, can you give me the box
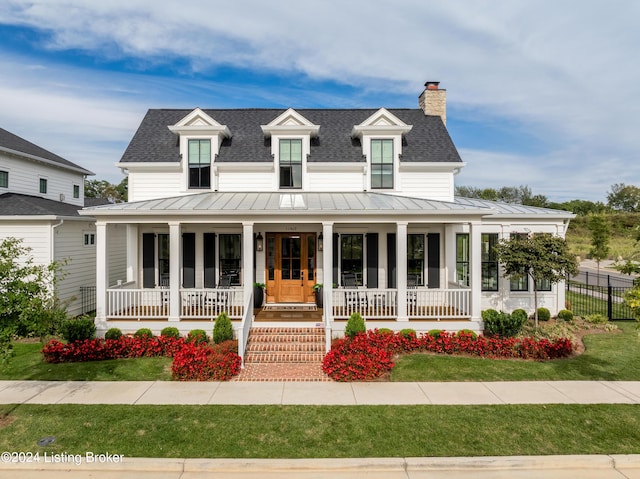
[51,218,64,263]
[50,218,64,298]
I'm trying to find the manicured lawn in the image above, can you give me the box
[390,321,640,382]
[1,403,640,458]
[0,342,172,381]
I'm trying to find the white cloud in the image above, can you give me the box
[0,0,638,198]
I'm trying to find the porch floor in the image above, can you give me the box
[254,307,323,322]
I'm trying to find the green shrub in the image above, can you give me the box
[427,329,442,339]
[104,328,123,340]
[457,329,477,340]
[584,313,608,325]
[134,328,153,339]
[537,307,551,322]
[557,309,574,322]
[483,311,527,338]
[213,312,234,344]
[59,317,96,343]
[377,328,393,335]
[160,327,180,339]
[344,312,366,339]
[511,309,529,322]
[481,309,500,322]
[400,328,417,338]
[187,329,209,344]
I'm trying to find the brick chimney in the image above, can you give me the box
[418,81,446,125]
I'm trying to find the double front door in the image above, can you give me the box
[266,233,316,303]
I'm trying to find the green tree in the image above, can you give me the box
[494,234,578,327]
[0,238,66,361]
[607,183,640,212]
[588,214,611,285]
[85,177,128,202]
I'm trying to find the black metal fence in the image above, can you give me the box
[80,286,96,315]
[566,281,635,320]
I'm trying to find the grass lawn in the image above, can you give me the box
[390,321,640,382]
[0,342,172,381]
[1,403,640,458]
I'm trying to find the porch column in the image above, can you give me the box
[242,222,254,314]
[168,222,181,322]
[322,222,334,324]
[397,222,408,321]
[126,224,138,284]
[95,221,108,321]
[470,221,482,321]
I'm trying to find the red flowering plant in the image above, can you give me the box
[322,328,574,381]
[41,335,241,381]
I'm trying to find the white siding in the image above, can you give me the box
[397,170,454,202]
[218,171,274,191]
[54,221,96,316]
[0,222,52,265]
[0,153,85,207]
[307,170,364,192]
[128,170,184,201]
[107,224,127,286]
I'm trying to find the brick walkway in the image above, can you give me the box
[234,362,331,381]
[237,326,331,381]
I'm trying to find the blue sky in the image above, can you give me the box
[0,1,638,202]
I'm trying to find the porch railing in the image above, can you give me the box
[407,289,470,319]
[181,289,244,319]
[332,288,470,320]
[106,287,245,320]
[332,288,397,319]
[107,288,168,319]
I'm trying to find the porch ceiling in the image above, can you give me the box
[81,191,491,218]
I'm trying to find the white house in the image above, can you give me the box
[82,82,573,348]
[0,127,126,317]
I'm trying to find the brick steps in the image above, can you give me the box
[245,327,326,364]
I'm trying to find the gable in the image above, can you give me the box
[260,108,320,137]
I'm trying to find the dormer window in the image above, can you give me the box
[279,139,302,189]
[168,108,231,192]
[188,139,211,189]
[371,139,394,189]
[352,108,412,191]
[262,109,320,191]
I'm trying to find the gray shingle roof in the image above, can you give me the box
[0,128,93,175]
[0,193,84,217]
[120,109,462,164]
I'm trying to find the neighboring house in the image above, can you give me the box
[82,81,573,341]
[0,128,125,317]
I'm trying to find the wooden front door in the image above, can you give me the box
[266,233,316,303]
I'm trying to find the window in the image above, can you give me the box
[279,139,302,189]
[481,233,499,291]
[0,171,8,188]
[39,178,47,194]
[509,233,529,292]
[158,234,170,287]
[83,233,95,246]
[456,233,469,287]
[341,234,363,286]
[73,184,80,198]
[371,139,394,189]
[407,234,424,285]
[188,139,211,189]
[536,278,552,291]
[219,234,241,285]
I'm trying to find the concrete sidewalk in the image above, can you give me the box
[2,379,640,405]
[3,455,640,478]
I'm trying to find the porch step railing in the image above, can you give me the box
[331,288,470,320]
